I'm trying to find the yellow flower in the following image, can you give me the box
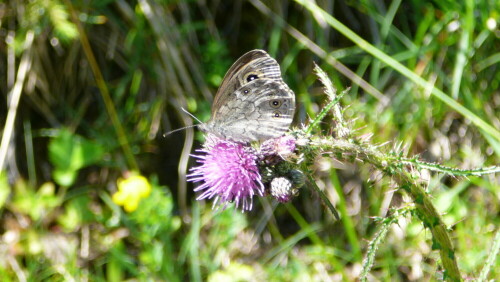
[112,173,151,212]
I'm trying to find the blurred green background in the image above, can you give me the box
[0,0,499,280]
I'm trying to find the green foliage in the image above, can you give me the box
[0,172,9,209]
[123,181,182,280]
[10,181,61,222]
[48,128,105,186]
[24,0,78,44]
[57,194,93,231]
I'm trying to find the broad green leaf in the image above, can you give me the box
[48,128,105,186]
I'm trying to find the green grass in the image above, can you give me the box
[0,0,499,281]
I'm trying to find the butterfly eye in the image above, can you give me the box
[273,111,282,118]
[246,74,259,82]
[270,100,282,108]
[243,89,250,94]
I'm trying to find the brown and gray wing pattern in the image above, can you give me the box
[203,49,295,142]
[209,78,294,142]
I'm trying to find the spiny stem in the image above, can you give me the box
[306,64,349,137]
[304,168,340,220]
[360,206,413,281]
[305,94,345,135]
[396,158,500,176]
[306,136,462,281]
[302,64,500,281]
[478,228,500,281]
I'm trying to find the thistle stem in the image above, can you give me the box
[307,137,462,281]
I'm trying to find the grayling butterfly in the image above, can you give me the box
[199,49,295,142]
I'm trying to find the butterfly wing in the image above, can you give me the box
[203,50,295,142]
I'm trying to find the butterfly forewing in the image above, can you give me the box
[203,50,295,142]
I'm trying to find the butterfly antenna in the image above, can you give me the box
[163,107,203,137]
[163,125,198,137]
[180,107,203,124]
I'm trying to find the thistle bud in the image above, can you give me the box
[270,177,294,203]
[288,169,305,188]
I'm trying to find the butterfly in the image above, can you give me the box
[199,49,295,142]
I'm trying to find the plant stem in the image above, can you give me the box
[310,137,462,281]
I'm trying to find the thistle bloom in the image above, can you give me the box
[260,135,296,157]
[187,134,264,211]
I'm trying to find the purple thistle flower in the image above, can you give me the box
[260,135,296,157]
[259,135,296,165]
[187,134,264,211]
